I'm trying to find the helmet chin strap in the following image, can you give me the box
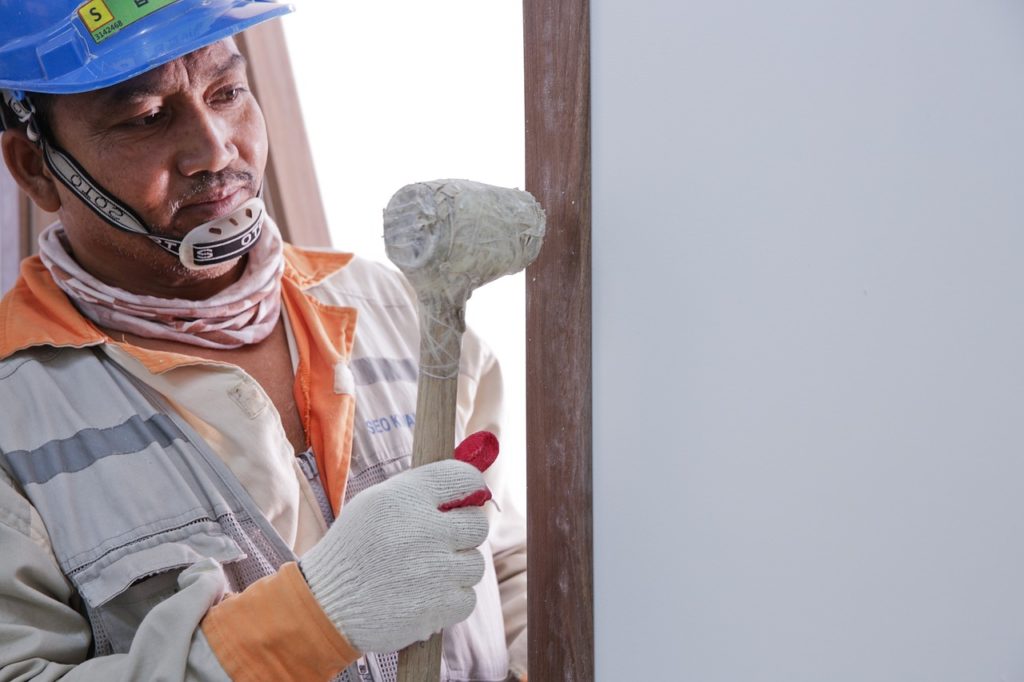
[3,90,266,271]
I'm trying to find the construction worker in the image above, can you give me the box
[0,1,526,680]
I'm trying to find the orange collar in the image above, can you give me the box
[0,243,353,368]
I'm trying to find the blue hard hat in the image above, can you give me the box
[0,0,293,94]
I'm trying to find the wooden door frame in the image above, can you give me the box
[524,0,595,678]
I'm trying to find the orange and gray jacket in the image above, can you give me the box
[0,235,525,681]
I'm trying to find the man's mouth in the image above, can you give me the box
[178,186,249,224]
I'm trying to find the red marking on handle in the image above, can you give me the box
[440,431,499,510]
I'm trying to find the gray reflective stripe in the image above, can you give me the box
[350,357,417,385]
[4,414,182,486]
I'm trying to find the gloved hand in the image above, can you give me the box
[299,458,490,654]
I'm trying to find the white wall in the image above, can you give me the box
[592,1,1024,679]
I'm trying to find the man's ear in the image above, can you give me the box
[1,130,60,212]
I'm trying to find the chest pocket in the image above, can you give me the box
[79,527,245,655]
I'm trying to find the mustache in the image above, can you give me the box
[170,170,259,213]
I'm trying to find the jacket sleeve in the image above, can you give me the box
[0,471,358,682]
[457,329,528,680]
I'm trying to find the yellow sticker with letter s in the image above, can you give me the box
[78,0,115,31]
[77,0,179,44]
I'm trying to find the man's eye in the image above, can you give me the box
[129,110,165,127]
[219,87,246,102]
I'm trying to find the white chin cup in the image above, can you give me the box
[178,197,266,270]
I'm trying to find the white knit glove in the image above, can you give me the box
[299,459,490,653]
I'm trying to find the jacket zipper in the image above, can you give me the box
[355,655,376,681]
[296,447,336,526]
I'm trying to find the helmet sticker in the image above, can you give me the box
[77,0,180,44]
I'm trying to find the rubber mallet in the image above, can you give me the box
[384,178,545,682]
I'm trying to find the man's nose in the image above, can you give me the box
[175,106,238,177]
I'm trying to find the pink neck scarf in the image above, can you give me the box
[38,218,285,350]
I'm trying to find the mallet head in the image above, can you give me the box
[383,179,546,309]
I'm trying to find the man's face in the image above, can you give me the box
[44,39,268,292]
